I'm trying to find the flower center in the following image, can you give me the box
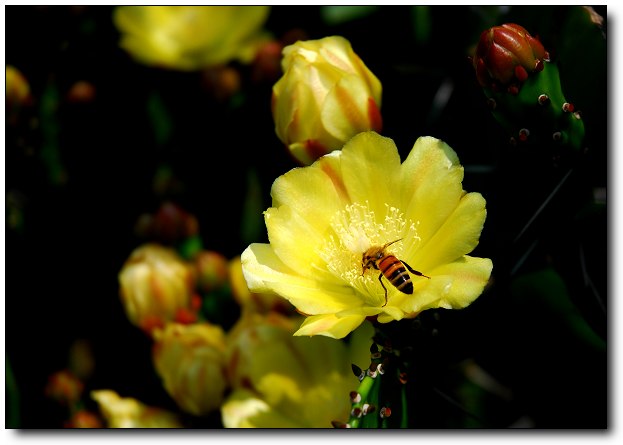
[318,201,421,304]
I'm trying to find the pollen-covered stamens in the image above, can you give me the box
[317,201,421,305]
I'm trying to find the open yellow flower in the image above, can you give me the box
[242,131,492,339]
[114,6,270,70]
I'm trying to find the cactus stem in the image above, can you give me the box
[538,94,550,106]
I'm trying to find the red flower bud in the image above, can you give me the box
[473,23,550,94]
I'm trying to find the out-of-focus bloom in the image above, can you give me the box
[6,65,32,108]
[242,131,492,339]
[44,370,84,406]
[221,312,373,427]
[229,255,293,315]
[64,410,103,428]
[152,322,228,416]
[272,36,382,165]
[195,250,230,293]
[66,80,96,103]
[118,243,196,333]
[68,339,95,380]
[113,6,270,70]
[91,390,182,428]
[135,201,199,245]
[473,23,550,94]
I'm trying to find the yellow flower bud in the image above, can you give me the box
[118,244,196,333]
[91,390,182,428]
[272,36,383,165]
[152,323,227,416]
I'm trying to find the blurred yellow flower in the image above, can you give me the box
[272,36,383,165]
[6,65,32,107]
[221,312,372,427]
[114,6,270,70]
[118,243,196,333]
[242,131,492,339]
[91,390,182,428]
[152,322,227,416]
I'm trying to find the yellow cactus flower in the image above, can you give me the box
[91,390,182,428]
[272,36,382,165]
[221,312,373,427]
[118,244,196,333]
[242,131,492,339]
[114,6,270,70]
[152,322,227,416]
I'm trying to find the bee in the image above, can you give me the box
[362,238,430,307]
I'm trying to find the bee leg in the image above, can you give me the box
[400,260,430,279]
[378,273,388,307]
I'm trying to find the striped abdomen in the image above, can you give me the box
[378,255,413,294]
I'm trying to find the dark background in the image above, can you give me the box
[5,5,607,428]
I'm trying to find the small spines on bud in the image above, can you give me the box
[379,407,392,419]
[376,363,385,375]
[518,128,530,142]
[562,102,575,113]
[487,98,497,110]
[331,420,351,428]
[351,407,363,418]
[538,94,550,106]
[362,404,376,416]
[352,363,365,381]
[367,363,379,378]
[399,372,408,385]
[350,391,362,404]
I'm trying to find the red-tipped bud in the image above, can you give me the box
[473,23,550,93]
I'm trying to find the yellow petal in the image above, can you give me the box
[293,313,367,339]
[340,132,401,212]
[241,243,361,314]
[400,255,493,313]
[321,75,377,142]
[400,136,464,246]
[413,191,487,271]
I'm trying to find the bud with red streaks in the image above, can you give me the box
[473,23,550,94]
[472,23,584,153]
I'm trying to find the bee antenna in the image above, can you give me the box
[384,238,403,248]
